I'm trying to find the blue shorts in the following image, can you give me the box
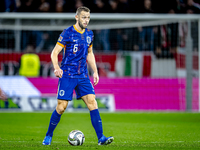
[57,77,95,100]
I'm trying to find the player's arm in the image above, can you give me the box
[87,46,99,86]
[0,88,7,101]
[51,44,63,78]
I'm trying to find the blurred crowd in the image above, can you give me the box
[0,0,199,59]
[1,0,200,14]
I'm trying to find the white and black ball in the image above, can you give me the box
[68,130,85,146]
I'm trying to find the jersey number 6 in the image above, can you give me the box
[73,44,78,53]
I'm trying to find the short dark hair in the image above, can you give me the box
[76,6,90,15]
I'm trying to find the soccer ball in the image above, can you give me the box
[68,130,85,146]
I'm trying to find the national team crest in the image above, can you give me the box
[59,90,65,96]
[87,36,91,44]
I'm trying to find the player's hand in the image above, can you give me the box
[93,72,99,86]
[54,68,63,78]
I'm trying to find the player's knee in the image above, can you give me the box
[87,97,98,110]
[56,105,66,114]
[56,100,68,114]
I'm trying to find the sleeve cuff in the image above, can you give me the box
[57,42,64,47]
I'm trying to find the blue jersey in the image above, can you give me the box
[57,25,94,78]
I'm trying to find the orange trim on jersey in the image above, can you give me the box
[73,25,85,34]
[57,42,64,47]
[64,45,66,55]
[89,44,93,48]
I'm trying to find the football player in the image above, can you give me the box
[42,6,114,146]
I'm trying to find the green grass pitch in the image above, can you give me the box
[0,112,200,150]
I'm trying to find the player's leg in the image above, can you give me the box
[82,94,102,137]
[46,100,68,137]
[76,78,114,145]
[42,100,68,145]
[43,77,76,145]
[82,94,114,145]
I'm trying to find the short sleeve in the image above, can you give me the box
[89,31,94,47]
[57,29,67,47]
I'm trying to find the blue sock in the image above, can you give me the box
[46,109,61,137]
[90,109,103,140]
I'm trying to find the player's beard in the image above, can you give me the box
[78,19,87,29]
